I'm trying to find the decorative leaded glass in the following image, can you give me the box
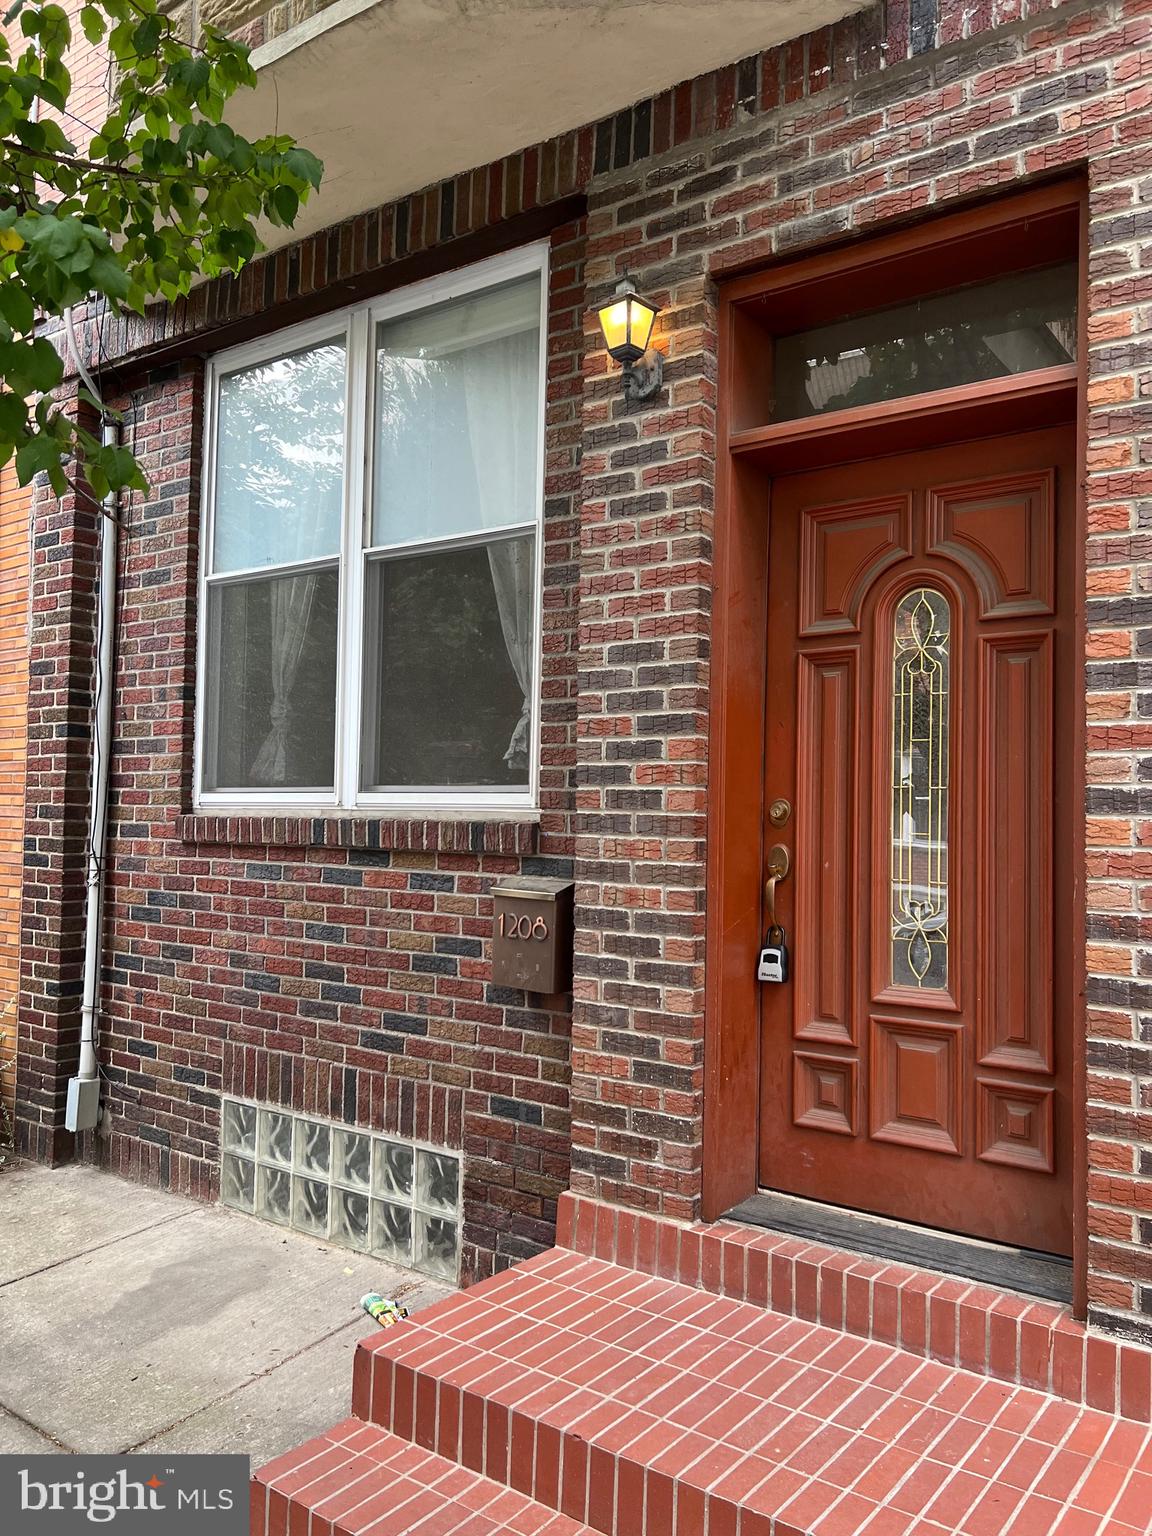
[891,588,950,989]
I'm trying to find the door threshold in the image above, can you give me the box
[727,1190,1072,1305]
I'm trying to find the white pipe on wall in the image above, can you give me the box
[65,419,119,1133]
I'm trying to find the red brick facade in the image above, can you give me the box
[17,0,1152,1334]
[18,224,585,1284]
[0,464,30,1129]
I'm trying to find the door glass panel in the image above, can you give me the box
[891,588,950,990]
[773,262,1076,421]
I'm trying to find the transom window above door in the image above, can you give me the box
[196,244,547,811]
[772,261,1077,421]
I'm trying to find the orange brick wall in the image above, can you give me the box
[61,0,112,139]
[1,0,111,147]
[0,463,30,1121]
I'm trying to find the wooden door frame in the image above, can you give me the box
[703,179,1090,1317]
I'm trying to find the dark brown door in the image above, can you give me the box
[760,427,1074,1256]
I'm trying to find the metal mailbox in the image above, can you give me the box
[490,877,574,993]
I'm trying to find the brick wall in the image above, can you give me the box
[0,464,30,1128]
[17,385,99,1166]
[18,0,1152,1336]
[59,220,584,1281]
[1,0,114,143]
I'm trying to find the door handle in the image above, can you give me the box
[764,843,791,929]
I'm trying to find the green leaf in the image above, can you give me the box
[14,116,44,149]
[78,390,122,423]
[99,442,147,492]
[80,4,105,42]
[88,252,131,300]
[169,54,209,96]
[201,121,236,160]
[34,75,67,112]
[0,390,26,439]
[15,430,61,486]
[22,336,63,392]
[85,460,109,500]
[270,183,298,226]
[27,215,84,260]
[285,147,323,188]
[132,13,161,55]
[38,4,71,52]
[0,337,63,394]
[0,282,34,333]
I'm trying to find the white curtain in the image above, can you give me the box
[486,538,534,769]
[461,325,539,771]
[249,572,319,784]
[374,279,540,545]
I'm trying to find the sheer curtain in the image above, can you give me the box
[461,327,539,770]
[213,341,345,787]
[248,572,320,784]
[486,537,534,769]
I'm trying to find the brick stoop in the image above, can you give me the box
[253,1244,1152,1536]
[251,1418,598,1536]
[555,1197,1152,1422]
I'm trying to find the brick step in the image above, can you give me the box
[557,1195,1152,1420]
[350,1248,1152,1536]
[252,1416,600,1536]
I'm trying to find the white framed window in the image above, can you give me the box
[195,242,549,813]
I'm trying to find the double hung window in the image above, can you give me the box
[197,244,547,810]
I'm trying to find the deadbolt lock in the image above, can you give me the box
[768,798,792,827]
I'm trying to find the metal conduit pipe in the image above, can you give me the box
[65,315,118,1133]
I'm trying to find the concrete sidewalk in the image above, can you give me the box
[0,1162,449,1465]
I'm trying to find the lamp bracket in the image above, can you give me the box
[622,347,663,403]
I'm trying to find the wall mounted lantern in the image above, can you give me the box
[596,278,663,401]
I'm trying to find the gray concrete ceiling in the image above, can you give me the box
[224,0,870,250]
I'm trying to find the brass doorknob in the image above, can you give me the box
[764,843,791,928]
[766,843,791,881]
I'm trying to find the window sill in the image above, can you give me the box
[178,811,540,855]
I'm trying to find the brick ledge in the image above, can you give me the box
[177,812,540,855]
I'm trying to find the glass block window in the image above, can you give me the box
[220,1098,462,1281]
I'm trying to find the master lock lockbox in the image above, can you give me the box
[490,877,574,993]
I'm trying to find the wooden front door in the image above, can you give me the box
[759,426,1074,1256]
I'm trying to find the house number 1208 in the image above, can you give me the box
[499,913,549,941]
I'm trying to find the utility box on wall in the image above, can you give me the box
[490,877,574,994]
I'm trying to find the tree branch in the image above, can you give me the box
[1,140,161,180]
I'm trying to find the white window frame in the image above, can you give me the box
[193,242,550,815]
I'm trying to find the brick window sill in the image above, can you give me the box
[177,812,539,855]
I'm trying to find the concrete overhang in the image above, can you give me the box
[223,0,871,253]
